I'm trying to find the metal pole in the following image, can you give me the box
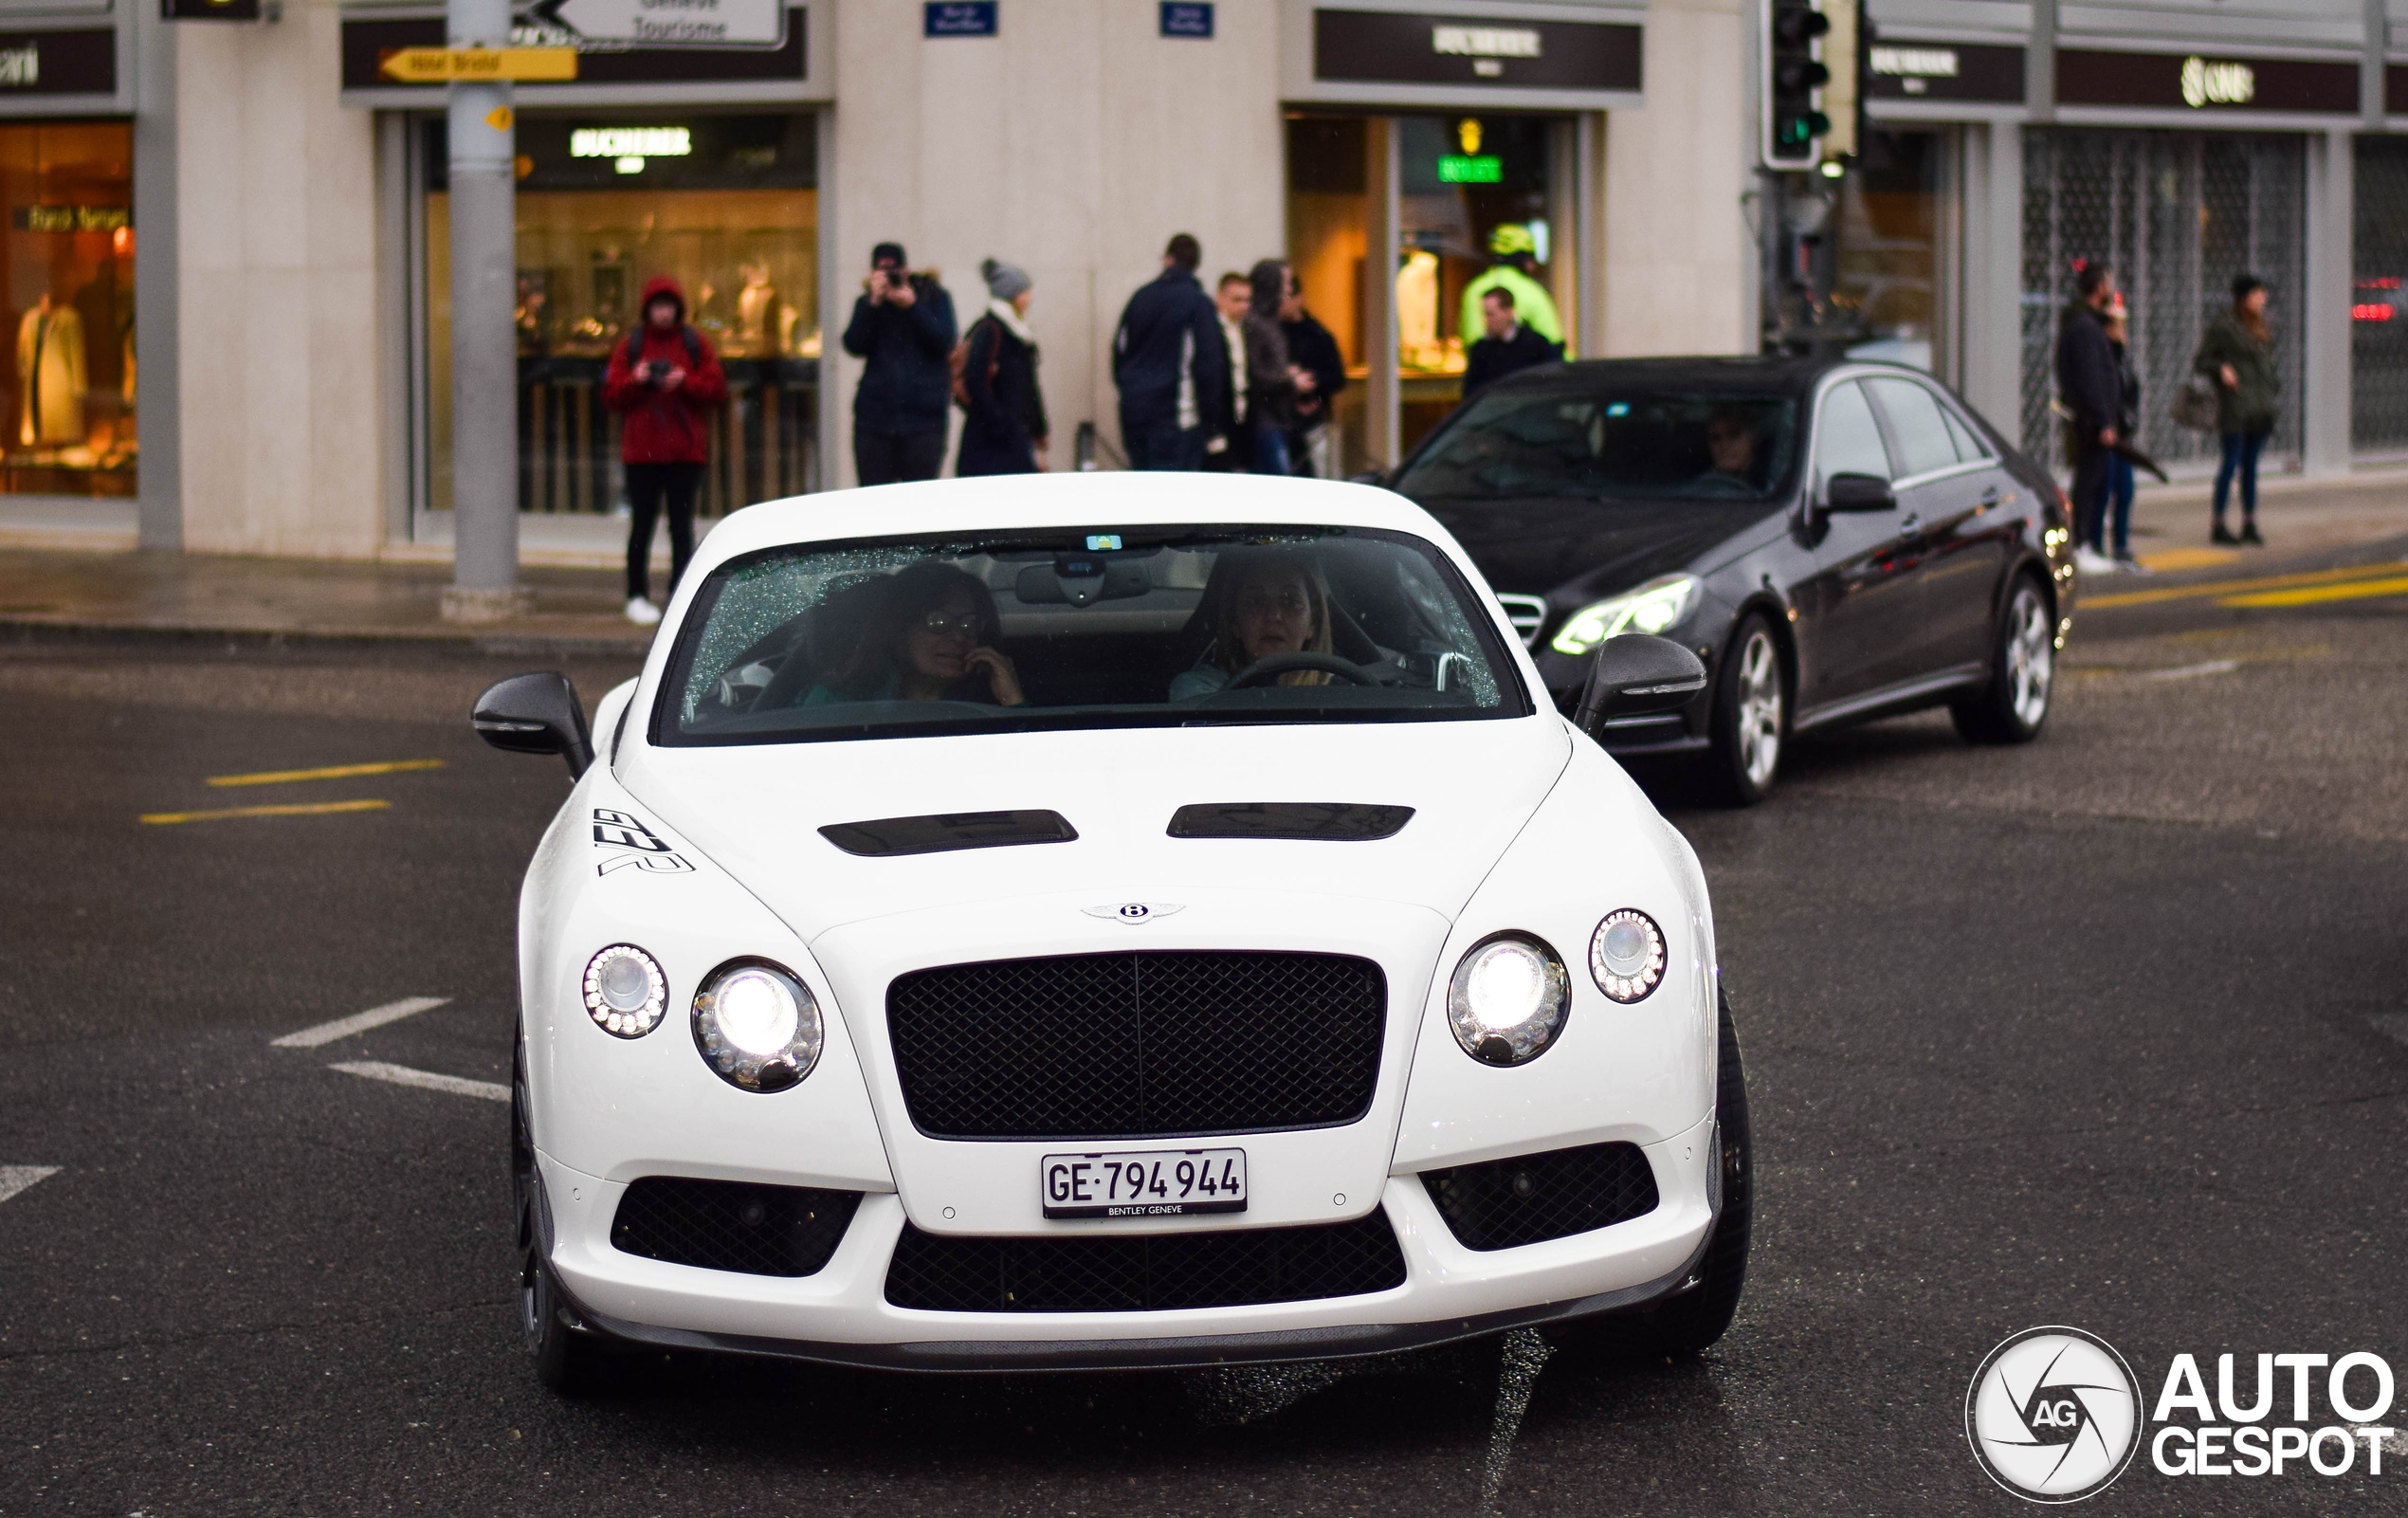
[441,0,525,621]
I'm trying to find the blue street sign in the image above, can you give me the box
[925,2,997,37]
[1160,2,1213,37]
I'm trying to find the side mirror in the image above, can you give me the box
[1574,634,1708,738]
[1821,472,1897,513]
[472,671,593,778]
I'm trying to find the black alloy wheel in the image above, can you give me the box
[1951,574,2055,744]
[1550,991,1754,1358]
[1706,614,1787,806]
[514,1038,607,1394]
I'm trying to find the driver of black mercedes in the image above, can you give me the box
[1698,407,1760,490]
[1169,548,1339,701]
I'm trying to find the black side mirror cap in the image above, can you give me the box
[1821,472,1897,513]
[1574,634,1709,737]
[472,671,593,778]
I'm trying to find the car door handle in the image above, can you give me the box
[1979,486,2003,508]
[1899,513,1924,538]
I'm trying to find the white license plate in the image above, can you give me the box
[1041,1148,1248,1219]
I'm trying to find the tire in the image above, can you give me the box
[514,1040,608,1395]
[1951,575,2054,744]
[1706,615,1787,806]
[1548,992,1754,1358]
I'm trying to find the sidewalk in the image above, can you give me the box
[2,473,2403,651]
[0,547,652,653]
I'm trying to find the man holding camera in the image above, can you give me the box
[841,242,958,486]
[602,275,728,626]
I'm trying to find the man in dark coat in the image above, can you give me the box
[840,241,958,485]
[2054,261,2122,569]
[1279,274,1347,477]
[1112,233,1226,471]
[1461,287,1561,399]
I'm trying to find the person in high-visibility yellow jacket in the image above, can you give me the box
[1460,224,1564,352]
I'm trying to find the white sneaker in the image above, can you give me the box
[625,596,662,626]
[2072,547,2119,576]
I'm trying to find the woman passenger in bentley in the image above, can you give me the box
[1169,548,1339,700]
[801,561,1026,707]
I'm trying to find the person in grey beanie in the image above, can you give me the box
[957,257,1049,476]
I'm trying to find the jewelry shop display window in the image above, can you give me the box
[423,111,818,519]
[0,121,135,498]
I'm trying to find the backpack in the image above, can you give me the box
[950,315,1001,411]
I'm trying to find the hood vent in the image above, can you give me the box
[819,810,1078,857]
[1167,803,1414,842]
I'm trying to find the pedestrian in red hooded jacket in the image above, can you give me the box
[603,275,727,625]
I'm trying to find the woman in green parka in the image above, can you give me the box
[2191,273,2278,546]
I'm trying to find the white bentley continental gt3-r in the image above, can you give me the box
[472,472,1752,1389]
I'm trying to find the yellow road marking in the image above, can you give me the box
[2217,575,2408,609]
[2082,560,2408,610]
[141,799,392,826]
[207,759,443,788]
[2134,546,2238,572]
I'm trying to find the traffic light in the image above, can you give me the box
[1764,0,1829,167]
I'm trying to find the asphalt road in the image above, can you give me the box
[3,536,2405,1517]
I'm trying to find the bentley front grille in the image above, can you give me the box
[887,950,1385,1141]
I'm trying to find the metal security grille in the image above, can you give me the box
[887,951,1386,1141]
[2354,138,2408,452]
[610,1178,860,1277]
[2020,129,2305,469]
[884,1211,1408,1312]
[1418,1142,1661,1252]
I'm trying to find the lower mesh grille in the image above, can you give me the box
[610,1177,861,1277]
[1419,1143,1660,1252]
[885,1211,1407,1312]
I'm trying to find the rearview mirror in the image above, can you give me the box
[1821,472,1896,513]
[472,671,593,778]
[1574,634,1708,739]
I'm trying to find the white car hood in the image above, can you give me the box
[615,715,1573,942]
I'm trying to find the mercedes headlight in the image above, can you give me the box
[1550,575,1702,656]
[692,960,823,1092]
[1448,934,1572,1067]
[1589,909,1666,1003]
[582,944,667,1038]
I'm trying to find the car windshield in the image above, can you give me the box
[656,524,1532,745]
[1396,390,1802,502]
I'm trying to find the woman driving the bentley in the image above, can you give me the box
[1169,549,1338,701]
[803,561,1025,706]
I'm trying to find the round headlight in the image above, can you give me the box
[1590,909,1666,1003]
[692,960,822,1092]
[1448,934,1571,1066]
[582,944,667,1038]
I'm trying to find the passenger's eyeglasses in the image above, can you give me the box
[920,610,985,637]
[1237,589,1311,618]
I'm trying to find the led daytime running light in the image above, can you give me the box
[1551,575,1701,656]
[1589,909,1666,1003]
[582,943,668,1038]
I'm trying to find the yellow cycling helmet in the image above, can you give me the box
[1487,223,1537,257]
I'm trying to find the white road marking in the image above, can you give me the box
[0,1165,61,1205]
[329,1061,509,1103]
[2136,659,2241,682]
[272,996,450,1049]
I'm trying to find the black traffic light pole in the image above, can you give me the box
[1758,0,1870,357]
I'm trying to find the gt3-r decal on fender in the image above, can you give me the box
[593,808,694,876]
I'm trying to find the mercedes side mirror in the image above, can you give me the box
[1822,472,1897,513]
[1574,634,1709,739]
[473,671,593,778]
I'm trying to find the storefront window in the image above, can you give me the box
[2020,128,2303,469]
[424,112,817,518]
[1286,116,1369,474]
[1834,130,1942,371]
[1397,114,1563,452]
[0,122,135,498]
[2352,137,2408,454]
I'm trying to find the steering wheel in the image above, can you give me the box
[1224,651,1377,689]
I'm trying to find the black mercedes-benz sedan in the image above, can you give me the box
[1387,356,2076,803]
